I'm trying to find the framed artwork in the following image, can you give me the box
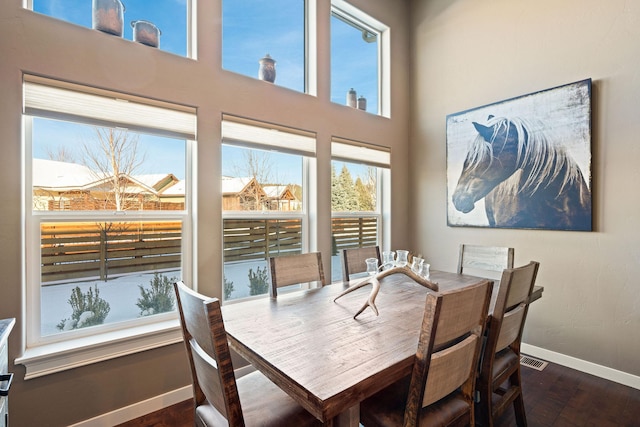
[446,79,592,231]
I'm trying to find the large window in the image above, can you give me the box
[221,116,315,300]
[331,2,387,115]
[331,138,390,281]
[222,0,306,92]
[28,0,191,57]
[20,75,195,377]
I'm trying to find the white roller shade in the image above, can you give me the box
[222,115,316,157]
[23,75,196,140]
[331,138,390,168]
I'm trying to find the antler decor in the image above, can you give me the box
[334,266,439,319]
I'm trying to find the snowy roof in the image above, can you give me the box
[262,185,289,198]
[221,176,254,194]
[32,158,99,189]
[161,180,185,196]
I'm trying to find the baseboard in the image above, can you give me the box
[522,343,640,390]
[68,385,192,427]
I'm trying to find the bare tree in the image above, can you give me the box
[46,145,76,163]
[82,127,146,211]
[231,150,274,210]
[231,150,274,184]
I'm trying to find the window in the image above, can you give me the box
[222,0,306,92]
[28,0,191,57]
[221,116,315,300]
[331,1,388,116]
[20,75,195,377]
[331,138,390,282]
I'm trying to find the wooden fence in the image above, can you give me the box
[40,216,378,283]
[223,219,303,262]
[41,221,182,283]
[332,216,378,253]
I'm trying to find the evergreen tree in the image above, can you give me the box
[337,165,359,211]
[331,163,341,210]
[355,177,374,211]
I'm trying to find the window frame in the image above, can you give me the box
[330,138,391,282]
[221,116,316,302]
[330,0,390,117]
[25,0,195,59]
[17,75,196,379]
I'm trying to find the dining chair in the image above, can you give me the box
[457,244,514,280]
[341,246,382,282]
[173,281,322,426]
[267,252,325,298]
[360,279,493,427]
[475,261,540,427]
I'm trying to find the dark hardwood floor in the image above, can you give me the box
[117,361,640,426]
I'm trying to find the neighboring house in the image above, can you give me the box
[32,158,184,211]
[262,184,300,211]
[222,177,301,211]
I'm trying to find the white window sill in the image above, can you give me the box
[15,319,182,379]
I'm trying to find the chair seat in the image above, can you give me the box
[360,375,471,427]
[238,370,322,426]
[491,347,519,382]
[197,370,322,426]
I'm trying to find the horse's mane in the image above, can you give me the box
[466,116,584,197]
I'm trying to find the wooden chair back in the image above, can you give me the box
[174,281,244,425]
[457,244,514,280]
[476,261,540,427]
[404,279,493,426]
[268,252,325,298]
[341,246,381,282]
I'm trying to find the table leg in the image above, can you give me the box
[332,404,360,426]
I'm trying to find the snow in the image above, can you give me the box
[41,255,344,336]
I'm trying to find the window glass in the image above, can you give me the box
[31,0,189,57]
[25,77,193,344]
[222,0,305,92]
[40,220,182,337]
[32,118,186,212]
[331,10,379,113]
[330,137,390,283]
[222,144,306,300]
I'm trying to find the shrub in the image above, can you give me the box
[224,275,234,300]
[57,284,110,331]
[137,272,177,316]
[248,266,269,296]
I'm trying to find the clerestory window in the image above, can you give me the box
[330,1,389,116]
[27,0,192,57]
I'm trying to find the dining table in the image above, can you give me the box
[221,269,543,426]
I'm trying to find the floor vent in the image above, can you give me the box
[521,355,548,371]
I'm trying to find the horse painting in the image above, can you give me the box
[451,115,591,230]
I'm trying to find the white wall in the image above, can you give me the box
[410,0,640,378]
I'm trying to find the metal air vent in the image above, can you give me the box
[521,355,548,371]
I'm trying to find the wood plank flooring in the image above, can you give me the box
[117,361,640,426]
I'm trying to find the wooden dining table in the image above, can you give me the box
[221,270,543,426]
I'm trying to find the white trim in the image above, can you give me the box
[68,386,192,427]
[16,320,182,379]
[222,116,316,157]
[521,343,640,390]
[24,76,197,140]
[331,140,391,168]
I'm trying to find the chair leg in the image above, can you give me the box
[510,369,527,427]
[475,384,493,427]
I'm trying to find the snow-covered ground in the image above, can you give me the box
[41,255,344,336]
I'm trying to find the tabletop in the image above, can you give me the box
[221,270,542,425]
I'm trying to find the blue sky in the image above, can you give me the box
[31,1,379,184]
